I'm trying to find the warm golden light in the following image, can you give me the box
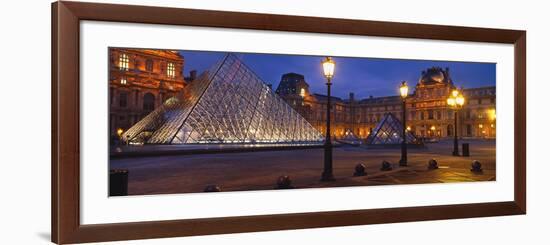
[167,62,176,78]
[447,97,456,106]
[322,57,335,79]
[478,124,483,129]
[488,108,496,121]
[447,89,465,108]
[406,126,411,131]
[399,81,409,98]
[456,94,465,106]
[116,128,124,137]
[451,89,459,98]
[300,88,306,97]
[430,125,436,131]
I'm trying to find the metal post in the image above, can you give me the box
[399,99,407,166]
[321,78,335,181]
[452,110,459,156]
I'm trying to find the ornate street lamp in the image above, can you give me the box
[447,89,465,156]
[321,57,335,181]
[399,81,408,166]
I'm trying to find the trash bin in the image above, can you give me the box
[109,169,128,196]
[462,143,470,157]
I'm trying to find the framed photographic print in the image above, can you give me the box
[52,1,526,244]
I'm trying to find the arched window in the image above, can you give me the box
[143,93,155,111]
[447,124,453,136]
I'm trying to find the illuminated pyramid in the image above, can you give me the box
[365,113,418,144]
[122,54,324,144]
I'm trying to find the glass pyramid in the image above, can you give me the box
[365,113,418,144]
[122,54,324,145]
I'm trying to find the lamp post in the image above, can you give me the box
[447,89,465,156]
[399,81,408,166]
[321,57,335,181]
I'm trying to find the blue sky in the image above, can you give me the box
[179,50,496,99]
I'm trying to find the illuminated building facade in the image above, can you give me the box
[109,48,186,139]
[277,67,496,139]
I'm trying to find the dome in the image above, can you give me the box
[419,67,450,85]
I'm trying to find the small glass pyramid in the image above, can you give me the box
[365,113,418,144]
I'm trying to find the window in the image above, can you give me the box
[146,59,153,71]
[120,78,127,85]
[428,110,434,119]
[143,93,155,111]
[119,92,127,108]
[109,88,113,105]
[119,53,129,70]
[478,98,482,104]
[167,62,176,78]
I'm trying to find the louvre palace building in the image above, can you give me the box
[109,48,189,138]
[276,68,496,140]
[111,50,496,143]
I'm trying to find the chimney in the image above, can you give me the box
[189,70,197,81]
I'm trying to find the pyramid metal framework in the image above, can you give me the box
[122,54,324,145]
[365,113,418,144]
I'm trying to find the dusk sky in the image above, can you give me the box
[179,50,496,99]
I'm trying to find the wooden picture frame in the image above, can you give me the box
[51,1,526,244]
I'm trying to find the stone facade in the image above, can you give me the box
[109,48,186,138]
[277,67,496,140]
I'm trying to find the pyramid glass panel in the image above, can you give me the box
[122,54,324,145]
[365,113,418,144]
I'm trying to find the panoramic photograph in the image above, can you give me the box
[108,48,496,196]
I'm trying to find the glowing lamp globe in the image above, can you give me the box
[456,94,465,106]
[451,89,459,97]
[322,57,335,79]
[447,97,456,106]
[399,81,409,98]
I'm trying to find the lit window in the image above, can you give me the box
[300,88,306,97]
[119,53,129,70]
[167,62,175,78]
[120,78,127,85]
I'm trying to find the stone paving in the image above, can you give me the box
[110,139,495,196]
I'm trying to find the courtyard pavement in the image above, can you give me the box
[109,139,496,196]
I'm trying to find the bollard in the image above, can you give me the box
[428,159,439,170]
[380,160,393,171]
[109,169,128,196]
[471,160,483,173]
[462,143,470,157]
[276,175,293,189]
[353,163,367,176]
[204,185,222,192]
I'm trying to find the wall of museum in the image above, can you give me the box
[108,48,186,138]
